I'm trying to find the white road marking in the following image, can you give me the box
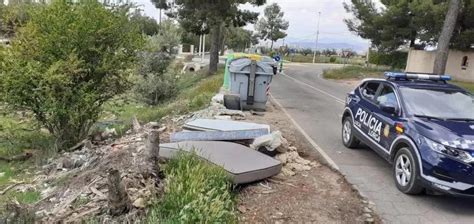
[269,94,340,171]
[280,72,346,105]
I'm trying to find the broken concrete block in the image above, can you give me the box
[211,94,224,104]
[250,134,274,150]
[170,129,268,142]
[250,131,284,153]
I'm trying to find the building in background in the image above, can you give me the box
[406,49,474,82]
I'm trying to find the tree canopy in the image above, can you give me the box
[255,3,289,49]
[344,0,474,51]
[172,0,265,74]
[130,10,160,36]
[225,27,258,51]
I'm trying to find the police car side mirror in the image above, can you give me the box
[380,102,397,115]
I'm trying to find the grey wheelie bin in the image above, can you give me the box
[225,58,276,111]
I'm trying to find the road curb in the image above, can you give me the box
[269,94,340,171]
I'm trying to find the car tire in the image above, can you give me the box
[393,147,424,195]
[342,116,360,148]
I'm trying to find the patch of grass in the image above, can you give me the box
[0,113,54,158]
[146,153,237,224]
[14,190,41,204]
[451,81,474,93]
[284,55,365,65]
[322,66,474,93]
[100,67,224,135]
[322,65,387,80]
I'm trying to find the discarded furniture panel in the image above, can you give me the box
[159,141,282,184]
[183,119,270,133]
[170,129,268,142]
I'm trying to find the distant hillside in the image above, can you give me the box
[286,41,367,53]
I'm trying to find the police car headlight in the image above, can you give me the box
[424,137,474,164]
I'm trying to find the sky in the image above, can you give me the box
[133,0,369,48]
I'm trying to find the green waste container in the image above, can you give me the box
[225,57,276,111]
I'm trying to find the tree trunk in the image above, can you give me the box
[433,0,461,75]
[270,41,274,50]
[209,23,223,75]
[145,129,160,179]
[107,169,131,216]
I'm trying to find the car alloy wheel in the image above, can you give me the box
[343,120,352,144]
[341,117,359,148]
[395,154,411,187]
[393,147,424,194]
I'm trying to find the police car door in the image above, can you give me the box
[353,81,383,146]
[372,83,401,152]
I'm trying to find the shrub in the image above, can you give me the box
[147,153,237,224]
[329,56,337,63]
[300,48,313,56]
[133,71,178,105]
[137,51,173,77]
[0,1,142,150]
[369,50,408,69]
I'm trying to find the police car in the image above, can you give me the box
[342,72,474,196]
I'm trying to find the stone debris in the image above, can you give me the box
[2,93,319,222]
[275,146,317,177]
[4,124,164,223]
[250,131,287,153]
[188,103,246,122]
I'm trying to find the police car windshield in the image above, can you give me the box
[400,87,474,120]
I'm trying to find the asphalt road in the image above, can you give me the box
[271,63,474,224]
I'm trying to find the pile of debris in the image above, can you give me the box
[164,94,318,182]
[3,123,163,223]
[2,93,316,223]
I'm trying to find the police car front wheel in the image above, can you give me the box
[342,117,360,148]
[393,148,424,195]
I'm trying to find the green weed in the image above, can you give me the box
[146,153,237,224]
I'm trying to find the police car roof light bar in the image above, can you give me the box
[384,72,451,81]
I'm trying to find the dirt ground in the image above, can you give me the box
[238,101,381,223]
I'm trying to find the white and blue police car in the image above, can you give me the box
[342,72,474,196]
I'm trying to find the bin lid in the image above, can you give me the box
[229,57,275,75]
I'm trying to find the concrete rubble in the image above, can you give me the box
[2,93,317,222]
[4,126,162,223]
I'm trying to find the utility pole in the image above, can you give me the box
[312,12,321,64]
[366,40,370,67]
[199,35,203,57]
[201,34,206,62]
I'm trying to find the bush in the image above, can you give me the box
[329,56,337,63]
[137,51,173,77]
[147,153,236,223]
[0,1,142,150]
[133,71,178,106]
[369,50,408,69]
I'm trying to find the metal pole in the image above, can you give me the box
[312,12,322,64]
[366,40,371,68]
[201,34,206,62]
[199,35,202,57]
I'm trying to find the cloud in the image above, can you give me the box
[133,0,367,45]
[242,0,367,45]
